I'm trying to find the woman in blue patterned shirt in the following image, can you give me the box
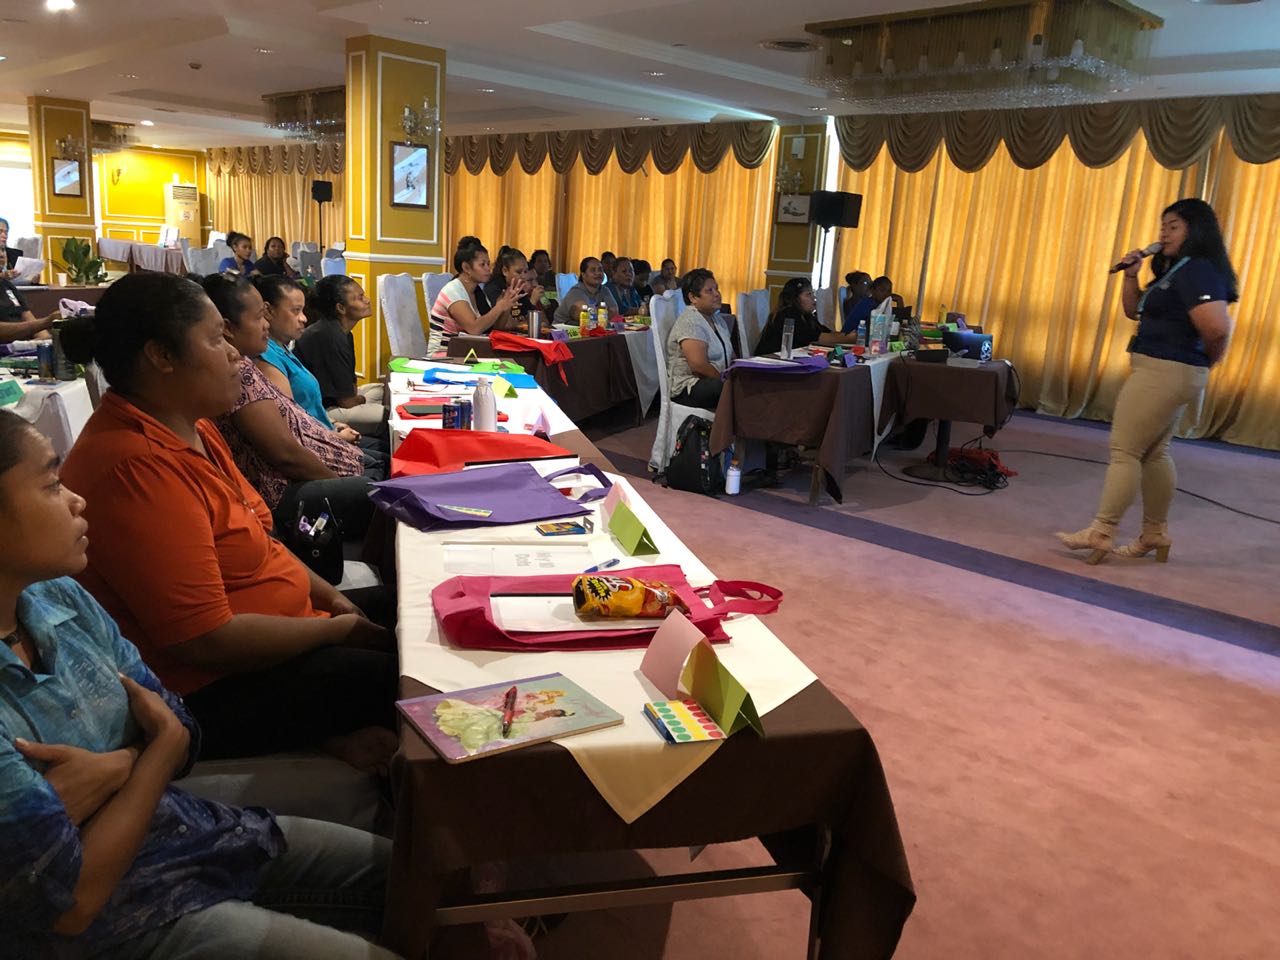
[0,410,399,958]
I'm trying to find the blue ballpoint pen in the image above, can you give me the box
[583,558,621,573]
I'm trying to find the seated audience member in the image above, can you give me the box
[0,409,399,959]
[633,259,655,300]
[604,257,644,316]
[530,249,554,290]
[600,251,617,278]
[756,277,858,355]
[0,275,56,343]
[666,268,734,410]
[254,236,299,278]
[553,257,620,325]
[217,232,258,276]
[202,275,382,534]
[58,273,397,767]
[842,274,904,336]
[294,275,387,435]
[483,247,545,333]
[656,258,680,292]
[428,236,520,348]
[840,271,871,331]
[0,216,25,272]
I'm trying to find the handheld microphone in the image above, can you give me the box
[1110,242,1163,274]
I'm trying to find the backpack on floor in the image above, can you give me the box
[665,415,723,496]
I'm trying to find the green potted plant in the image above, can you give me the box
[55,237,108,285]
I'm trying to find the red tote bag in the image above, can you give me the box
[431,564,782,652]
[391,428,575,478]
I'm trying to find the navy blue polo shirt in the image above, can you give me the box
[1131,257,1230,368]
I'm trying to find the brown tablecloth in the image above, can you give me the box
[130,244,187,274]
[385,430,915,960]
[447,333,640,423]
[21,284,110,317]
[877,357,1018,432]
[708,364,876,503]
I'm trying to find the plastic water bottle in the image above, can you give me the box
[578,302,590,333]
[472,377,497,432]
[856,318,868,346]
[597,301,608,329]
[781,316,795,359]
[725,459,742,495]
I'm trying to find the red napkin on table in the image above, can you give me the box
[488,330,573,384]
[391,428,574,478]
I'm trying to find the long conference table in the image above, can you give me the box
[383,360,915,959]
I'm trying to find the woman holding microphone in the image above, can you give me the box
[1056,199,1236,564]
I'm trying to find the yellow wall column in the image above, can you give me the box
[28,96,96,282]
[97,146,210,249]
[344,35,447,381]
[762,123,828,306]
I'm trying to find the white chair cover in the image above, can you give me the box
[297,250,323,278]
[186,247,223,276]
[648,291,714,472]
[321,256,346,277]
[421,272,452,354]
[12,380,94,459]
[15,236,42,259]
[814,286,835,332]
[207,231,227,247]
[555,272,577,300]
[379,272,429,359]
[735,289,770,356]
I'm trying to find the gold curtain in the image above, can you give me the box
[836,95,1280,173]
[445,160,564,268]
[207,165,345,253]
[443,136,778,308]
[837,132,1280,449]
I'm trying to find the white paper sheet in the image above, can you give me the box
[444,543,594,576]
[490,594,661,633]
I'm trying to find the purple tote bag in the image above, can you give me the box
[369,463,611,532]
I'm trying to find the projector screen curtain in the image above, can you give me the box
[837,131,1280,450]
[206,166,345,258]
[445,134,777,311]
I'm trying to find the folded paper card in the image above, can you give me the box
[601,485,658,556]
[639,611,763,739]
[491,375,518,399]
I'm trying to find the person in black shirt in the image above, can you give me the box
[482,247,544,332]
[294,276,386,436]
[754,277,858,356]
[0,278,56,343]
[633,259,654,300]
[0,217,24,273]
[254,236,299,278]
[1057,198,1236,565]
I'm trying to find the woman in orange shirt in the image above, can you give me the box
[60,273,395,772]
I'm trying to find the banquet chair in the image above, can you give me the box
[207,231,226,247]
[379,272,429,358]
[555,272,577,301]
[297,250,323,278]
[735,290,767,356]
[814,286,835,332]
[321,256,346,277]
[648,291,713,472]
[186,247,223,277]
[15,236,42,259]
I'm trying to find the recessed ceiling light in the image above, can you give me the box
[645,71,665,77]
[150,144,161,149]
[477,87,495,93]
[139,119,155,126]
[636,116,658,121]
[808,106,829,111]
[255,47,273,55]
[483,126,494,131]
[0,56,6,63]
[119,73,138,79]
[759,39,819,53]
[45,0,76,11]
[406,16,430,24]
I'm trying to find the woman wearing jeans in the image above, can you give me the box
[1056,199,1236,564]
[0,409,398,959]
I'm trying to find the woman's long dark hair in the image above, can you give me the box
[1152,199,1239,303]
[493,247,527,290]
[776,277,813,314]
[453,236,486,275]
[306,274,358,324]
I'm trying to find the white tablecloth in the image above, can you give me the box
[619,329,659,417]
[388,364,816,824]
[10,377,93,457]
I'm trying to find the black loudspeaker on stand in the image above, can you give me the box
[312,180,334,251]
[808,190,862,229]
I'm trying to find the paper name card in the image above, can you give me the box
[490,375,518,399]
[602,485,658,556]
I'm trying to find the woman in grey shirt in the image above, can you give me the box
[553,256,619,325]
[666,268,734,410]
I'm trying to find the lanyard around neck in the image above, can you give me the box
[1138,257,1190,316]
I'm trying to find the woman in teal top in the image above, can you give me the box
[253,275,335,429]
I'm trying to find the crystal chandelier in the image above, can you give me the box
[775,160,805,195]
[806,0,1162,112]
[91,121,135,155]
[264,87,345,143]
[400,97,439,145]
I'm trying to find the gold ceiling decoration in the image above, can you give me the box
[806,0,1163,112]
[263,86,345,143]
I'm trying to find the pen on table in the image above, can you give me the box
[500,685,518,739]
[583,558,621,573]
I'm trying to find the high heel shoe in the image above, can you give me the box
[1113,524,1172,562]
[1054,523,1114,565]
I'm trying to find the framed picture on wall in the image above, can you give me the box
[390,142,430,209]
[775,193,809,224]
[52,157,82,198]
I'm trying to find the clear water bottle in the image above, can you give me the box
[597,301,608,329]
[725,459,742,495]
[472,377,497,432]
[856,318,868,345]
[781,316,795,359]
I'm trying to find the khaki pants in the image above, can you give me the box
[1094,353,1208,530]
[328,383,386,437]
